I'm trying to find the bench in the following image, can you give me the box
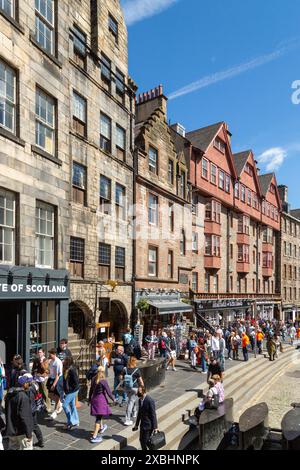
[238,402,269,450]
[198,398,234,450]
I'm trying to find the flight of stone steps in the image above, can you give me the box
[94,343,299,451]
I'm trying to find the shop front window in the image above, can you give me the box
[30,300,57,360]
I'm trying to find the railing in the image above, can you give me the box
[195,310,216,334]
[74,335,96,381]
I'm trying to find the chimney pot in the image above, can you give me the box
[159,85,163,96]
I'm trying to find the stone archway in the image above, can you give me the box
[99,300,128,342]
[69,300,94,340]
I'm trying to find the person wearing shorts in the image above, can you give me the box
[47,349,63,420]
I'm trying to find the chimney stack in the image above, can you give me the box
[135,85,167,124]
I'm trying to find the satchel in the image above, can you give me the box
[147,431,166,450]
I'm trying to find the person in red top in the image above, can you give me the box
[241,333,250,362]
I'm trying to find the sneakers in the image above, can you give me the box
[228,357,233,361]
[172,367,176,371]
[56,406,63,415]
[100,424,107,434]
[90,436,103,444]
[50,411,57,420]
[166,366,170,370]
[124,420,133,426]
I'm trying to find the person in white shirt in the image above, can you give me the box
[47,349,63,420]
[289,325,296,345]
[211,332,220,360]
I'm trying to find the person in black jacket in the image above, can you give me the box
[28,381,44,448]
[5,373,34,450]
[133,386,158,450]
[8,355,27,388]
[62,356,80,430]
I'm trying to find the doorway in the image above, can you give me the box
[0,301,24,365]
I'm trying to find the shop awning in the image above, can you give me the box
[148,301,194,315]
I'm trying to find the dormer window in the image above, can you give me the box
[214,137,226,154]
[245,163,253,176]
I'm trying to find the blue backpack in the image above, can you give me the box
[123,368,138,391]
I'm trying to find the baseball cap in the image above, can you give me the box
[18,373,33,386]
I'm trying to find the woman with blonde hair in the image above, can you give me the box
[211,374,225,404]
[89,366,115,444]
[98,349,109,377]
[121,356,144,426]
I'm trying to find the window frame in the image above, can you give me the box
[100,112,112,154]
[35,87,56,156]
[100,175,112,215]
[35,0,56,56]
[0,58,17,135]
[72,90,87,138]
[148,246,158,277]
[35,200,55,269]
[148,145,158,174]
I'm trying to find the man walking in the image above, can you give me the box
[5,373,34,450]
[113,346,128,406]
[241,332,250,362]
[133,386,158,450]
[211,332,220,360]
[47,349,63,420]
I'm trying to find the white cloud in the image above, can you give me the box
[257,147,287,172]
[122,0,179,26]
[168,38,300,100]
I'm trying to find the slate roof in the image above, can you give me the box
[290,209,300,220]
[233,151,251,177]
[186,122,224,152]
[258,173,274,196]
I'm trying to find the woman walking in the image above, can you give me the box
[89,366,115,444]
[122,356,144,426]
[62,357,80,430]
[166,332,177,371]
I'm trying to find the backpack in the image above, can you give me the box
[35,390,46,412]
[123,368,138,391]
[86,364,98,381]
[205,388,220,410]
[124,334,132,345]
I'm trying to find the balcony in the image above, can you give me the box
[204,256,221,270]
[262,267,273,277]
[262,242,273,253]
[237,233,250,244]
[236,262,250,273]
[204,220,221,236]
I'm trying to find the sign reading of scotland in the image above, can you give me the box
[0,266,69,300]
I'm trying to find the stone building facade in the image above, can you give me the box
[278,185,300,322]
[0,0,71,364]
[0,0,136,364]
[67,0,136,341]
[134,88,194,331]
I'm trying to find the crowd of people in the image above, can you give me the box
[0,318,299,451]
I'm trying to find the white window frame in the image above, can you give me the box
[35,201,55,269]
[0,59,16,133]
[35,0,55,55]
[35,88,55,155]
[0,188,15,264]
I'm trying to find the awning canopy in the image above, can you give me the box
[148,301,194,315]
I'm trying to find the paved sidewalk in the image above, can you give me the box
[2,343,296,450]
[21,354,251,450]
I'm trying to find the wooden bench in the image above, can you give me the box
[198,398,234,450]
[238,402,269,450]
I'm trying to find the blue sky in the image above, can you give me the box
[121,0,300,208]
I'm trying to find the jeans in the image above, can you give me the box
[160,349,167,368]
[242,347,249,362]
[56,375,64,401]
[114,376,127,402]
[219,353,225,371]
[257,341,262,354]
[63,391,79,426]
[200,355,207,372]
[250,337,255,351]
[125,389,138,421]
[212,350,220,360]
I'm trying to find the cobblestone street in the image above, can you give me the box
[257,364,300,428]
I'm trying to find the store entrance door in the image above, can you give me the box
[0,301,24,364]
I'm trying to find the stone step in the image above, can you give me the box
[96,347,297,450]
[127,348,298,451]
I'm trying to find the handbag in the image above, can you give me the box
[147,431,166,450]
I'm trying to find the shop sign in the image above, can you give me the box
[96,322,111,328]
[0,266,69,300]
[196,299,252,311]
